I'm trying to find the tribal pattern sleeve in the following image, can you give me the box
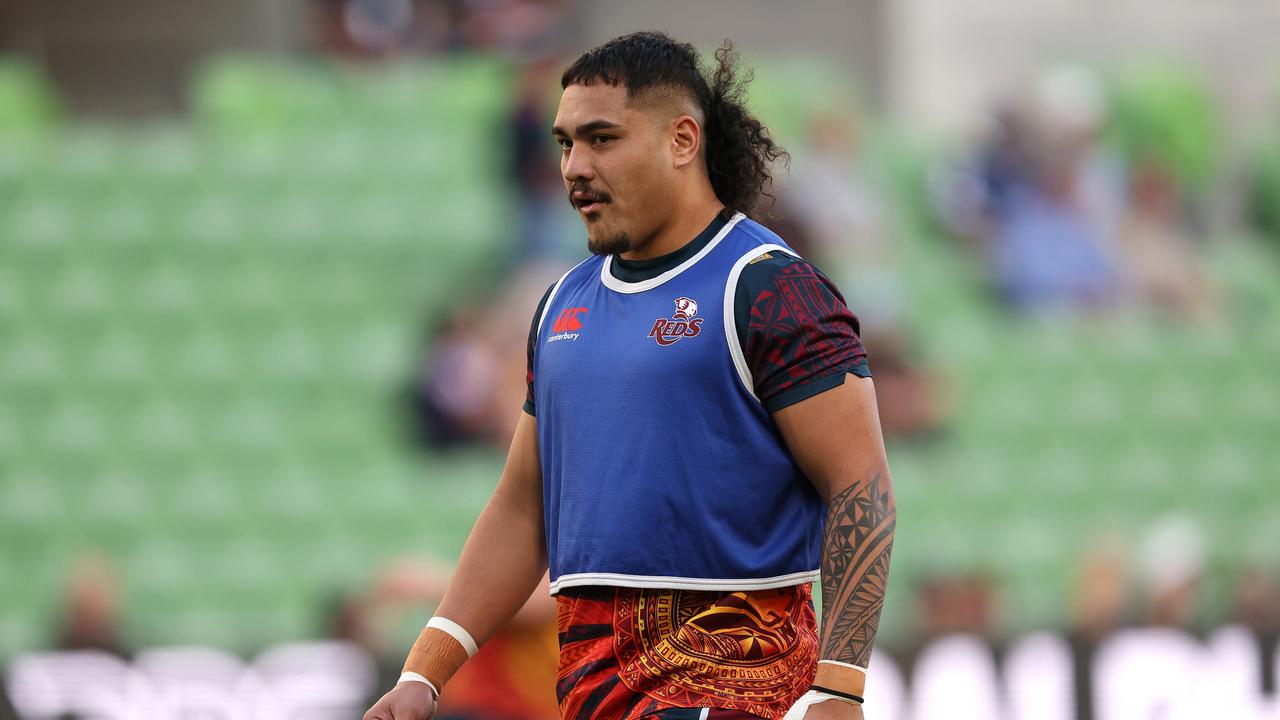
[738,256,871,413]
[820,473,896,668]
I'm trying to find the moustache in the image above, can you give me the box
[569,184,611,209]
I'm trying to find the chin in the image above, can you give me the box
[587,227,632,256]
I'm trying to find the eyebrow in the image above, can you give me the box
[551,119,622,137]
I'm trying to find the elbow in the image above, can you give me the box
[822,469,896,528]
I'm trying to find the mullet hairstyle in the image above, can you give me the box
[560,31,789,219]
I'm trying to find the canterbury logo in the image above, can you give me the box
[553,307,588,333]
[648,297,702,346]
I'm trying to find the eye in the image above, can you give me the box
[591,135,614,147]
[556,137,572,150]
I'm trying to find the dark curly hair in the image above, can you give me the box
[560,31,789,219]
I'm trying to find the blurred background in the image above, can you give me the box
[1,0,1279,718]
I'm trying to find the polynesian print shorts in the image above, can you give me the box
[554,583,819,719]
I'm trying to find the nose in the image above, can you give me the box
[562,144,595,184]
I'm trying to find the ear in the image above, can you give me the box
[669,115,701,169]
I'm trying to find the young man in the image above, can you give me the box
[364,31,896,720]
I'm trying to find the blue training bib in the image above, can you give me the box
[534,213,825,594]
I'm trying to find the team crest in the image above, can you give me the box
[648,296,703,346]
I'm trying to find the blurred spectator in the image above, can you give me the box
[939,66,1131,314]
[311,0,568,59]
[929,100,1025,253]
[993,178,1117,313]
[52,552,130,659]
[1068,536,1131,644]
[975,99,1036,238]
[408,302,503,449]
[1137,516,1206,632]
[408,256,570,451]
[456,0,570,60]
[326,591,405,696]
[1115,156,1218,321]
[325,557,453,704]
[859,332,946,441]
[510,58,578,264]
[913,571,1000,641]
[900,570,1002,698]
[312,0,455,57]
[992,68,1123,313]
[1066,536,1133,720]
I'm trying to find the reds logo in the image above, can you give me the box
[648,296,703,346]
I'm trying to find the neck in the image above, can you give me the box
[619,188,725,261]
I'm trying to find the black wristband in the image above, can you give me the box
[811,684,864,704]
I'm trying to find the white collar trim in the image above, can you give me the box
[599,212,745,294]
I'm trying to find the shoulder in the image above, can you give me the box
[720,216,805,292]
[737,250,813,298]
[732,247,848,315]
[729,247,870,412]
[724,215,795,256]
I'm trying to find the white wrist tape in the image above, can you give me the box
[782,689,858,719]
[427,616,478,657]
[397,671,440,697]
[778,681,860,717]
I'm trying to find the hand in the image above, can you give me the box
[782,693,865,720]
[362,682,437,720]
[801,699,863,720]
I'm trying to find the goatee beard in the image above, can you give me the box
[588,232,632,256]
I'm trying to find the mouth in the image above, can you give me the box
[571,191,609,216]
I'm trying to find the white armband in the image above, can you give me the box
[426,615,478,657]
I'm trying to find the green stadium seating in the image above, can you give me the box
[1,54,1277,660]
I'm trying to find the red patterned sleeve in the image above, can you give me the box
[738,256,870,413]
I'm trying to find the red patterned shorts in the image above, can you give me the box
[554,584,818,720]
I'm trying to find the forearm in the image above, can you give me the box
[817,472,896,674]
[399,413,545,693]
[399,490,546,693]
[433,486,548,645]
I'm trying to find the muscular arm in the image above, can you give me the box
[774,375,896,672]
[432,410,547,645]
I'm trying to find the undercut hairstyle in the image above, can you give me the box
[561,31,789,219]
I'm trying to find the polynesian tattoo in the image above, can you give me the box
[819,473,896,667]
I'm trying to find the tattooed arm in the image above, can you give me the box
[775,374,896,717]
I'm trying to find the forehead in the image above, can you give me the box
[553,82,639,130]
